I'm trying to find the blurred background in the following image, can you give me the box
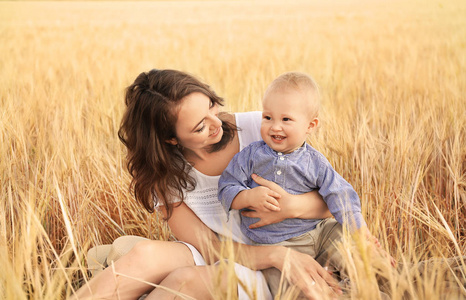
[1,0,465,298]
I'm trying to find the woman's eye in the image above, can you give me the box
[209,100,215,108]
[196,124,206,133]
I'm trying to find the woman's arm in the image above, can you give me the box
[160,202,222,265]
[163,202,340,298]
[240,174,332,229]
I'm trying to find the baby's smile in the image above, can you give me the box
[271,135,286,141]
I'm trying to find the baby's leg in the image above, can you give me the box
[314,220,394,299]
[72,240,196,300]
[260,230,321,299]
[313,219,343,278]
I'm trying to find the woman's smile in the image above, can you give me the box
[209,126,221,138]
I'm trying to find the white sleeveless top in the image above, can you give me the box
[177,111,262,244]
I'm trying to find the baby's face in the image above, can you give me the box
[261,89,315,154]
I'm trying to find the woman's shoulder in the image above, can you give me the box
[234,111,262,150]
[235,111,262,127]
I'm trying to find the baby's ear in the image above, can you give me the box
[307,118,319,133]
[166,138,178,145]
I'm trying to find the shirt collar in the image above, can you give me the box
[262,141,307,157]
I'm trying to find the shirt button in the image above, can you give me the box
[279,157,285,161]
[276,170,282,175]
[278,152,283,156]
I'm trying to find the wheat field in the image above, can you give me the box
[1,0,465,299]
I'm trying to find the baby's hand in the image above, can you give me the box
[364,230,397,267]
[365,231,381,248]
[377,247,397,267]
[246,186,281,212]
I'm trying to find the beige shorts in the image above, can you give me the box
[258,218,343,298]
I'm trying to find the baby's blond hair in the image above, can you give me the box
[264,72,320,118]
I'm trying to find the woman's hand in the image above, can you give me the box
[241,174,331,229]
[271,246,342,299]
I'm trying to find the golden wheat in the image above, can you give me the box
[1,0,465,299]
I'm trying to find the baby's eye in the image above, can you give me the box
[263,116,271,120]
[283,117,291,121]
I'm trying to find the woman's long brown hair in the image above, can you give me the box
[118,69,236,219]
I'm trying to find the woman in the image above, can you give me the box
[73,69,339,300]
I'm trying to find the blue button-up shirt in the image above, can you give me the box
[218,140,366,244]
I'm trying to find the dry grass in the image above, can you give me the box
[1,0,465,299]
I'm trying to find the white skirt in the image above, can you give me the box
[180,242,273,300]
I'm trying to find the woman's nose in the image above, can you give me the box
[213,116,222,127]
[208,111,222,128]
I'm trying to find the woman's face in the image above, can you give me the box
[172,92,223,150]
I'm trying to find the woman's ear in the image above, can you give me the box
[166,138,178,146]
[307,118,319,133]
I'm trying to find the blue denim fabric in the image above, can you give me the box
[218,140,366,244]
